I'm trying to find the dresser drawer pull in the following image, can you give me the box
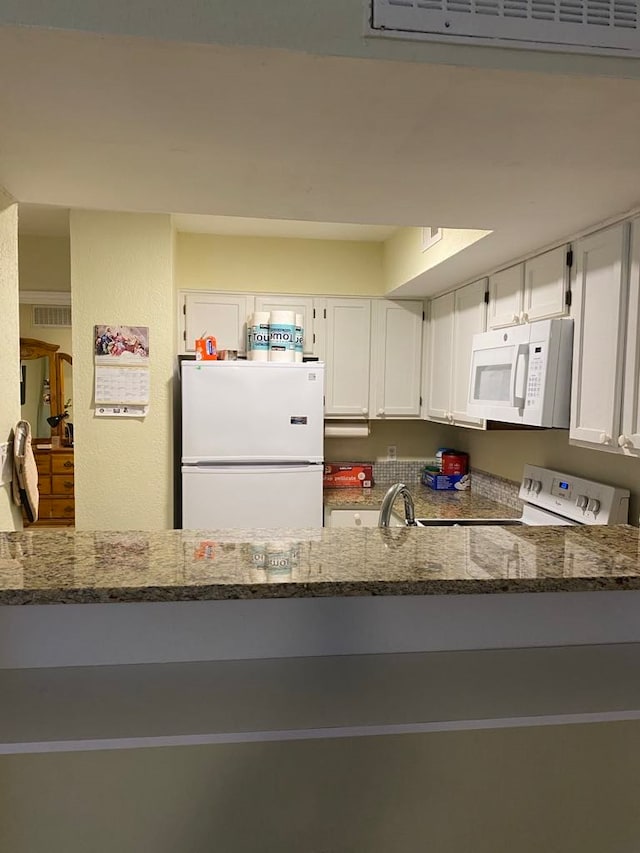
[63,460,73,468]
[64,481,73,489]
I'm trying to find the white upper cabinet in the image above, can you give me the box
[370,300,423,418]
[620,218,640,453]
[424,280,487,428]
[322,298,371,418]
[450,279,488,427]
[523,246,570,323]
[570,223,629,449]
[487,264,524,329]
[254,295,315,355]
[488,247,569,330]
[424,291,454,423]
[183,292,254,354]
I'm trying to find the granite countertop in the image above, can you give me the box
[2,521,640,605]
[323,483,521,520]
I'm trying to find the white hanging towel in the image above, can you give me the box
[12,420,39,522]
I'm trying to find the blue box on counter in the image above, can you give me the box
[421,470,470,491]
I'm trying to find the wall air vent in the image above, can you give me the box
[32,304,72,328]
[370,0,640,55]
[422,227,443,251]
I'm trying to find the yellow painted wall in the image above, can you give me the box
[70,211,174,530]
[0,192,22,531]
[18,235,70,292]
[383,227,491,294]
[325,420,451,463]
[175,233,384,295]
[449,426,640,525]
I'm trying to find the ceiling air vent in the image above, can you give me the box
[32,304,72,328]
[370,0,640,55]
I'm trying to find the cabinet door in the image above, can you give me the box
[182,293,253,355]
[324,298,371,418]
[523,246,569,323]
[424,292,454,423]
[620,219,640,453]
[570,224,629,448]
[370,300,423,418]
[487,264,524,329]
[254,295,315,355]
[450,279,487,428]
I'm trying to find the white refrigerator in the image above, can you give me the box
[181,361,324,528]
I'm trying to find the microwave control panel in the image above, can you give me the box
[525,344,546,407]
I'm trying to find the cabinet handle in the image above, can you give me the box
[599,433,612,445]
[378,408,384,416]
[520,312,529,323]
[354,513,361,525]
[361,408,368,415]
[512,314,520,324]
[64,481,73,489]
[63,460,73,468]
[618,434,633,449]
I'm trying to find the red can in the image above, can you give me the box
[440,452,469,476]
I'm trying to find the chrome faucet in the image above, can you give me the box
[378,483,417,527]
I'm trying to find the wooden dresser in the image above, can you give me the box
[31,445,75,527]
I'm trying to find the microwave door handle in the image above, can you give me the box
[510,343,529,410]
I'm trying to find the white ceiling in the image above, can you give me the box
[17,205,398,242]
[3,25,640,290]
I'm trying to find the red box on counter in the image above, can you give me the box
[323,463,374,488]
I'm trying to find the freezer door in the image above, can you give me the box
[182,465,323,528]
[182,362,324,463]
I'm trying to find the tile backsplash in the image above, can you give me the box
[372,460,522,511]
[468,468,522,511]
[373,460,426,484]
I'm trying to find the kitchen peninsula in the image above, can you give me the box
[3,522,640,758]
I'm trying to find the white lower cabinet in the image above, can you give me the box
[325,508,403,528]
[569,223,629,450]
[424,280,487,428]
[369,299,423,418]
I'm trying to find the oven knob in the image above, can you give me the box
[523,477,532,490]
[588,498,601,516]
[576,495,588,510]
[531,480,542,494]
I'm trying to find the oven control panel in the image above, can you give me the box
[519,464,629,524]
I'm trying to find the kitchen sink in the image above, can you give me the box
[414,518,523,527]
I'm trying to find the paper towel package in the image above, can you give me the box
[323,463,374,489]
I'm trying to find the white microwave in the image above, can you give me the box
[467,318,573,427]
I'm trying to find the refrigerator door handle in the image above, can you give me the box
[182,461,323,470]
[182,462,322,474]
